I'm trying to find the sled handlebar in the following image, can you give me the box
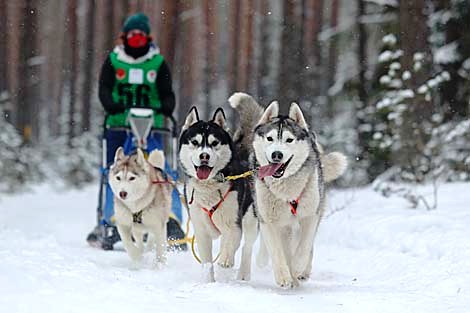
[132,107,178,138]
[105,108,179,138]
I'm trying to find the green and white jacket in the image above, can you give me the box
[98,45,175,128]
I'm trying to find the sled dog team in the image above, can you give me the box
[109,92,347,288]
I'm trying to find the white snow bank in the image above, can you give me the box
[0,183,469,313]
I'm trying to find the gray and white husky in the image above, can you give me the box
[109,147,172,265]
[179,107,258,282]
[230,92,347,288]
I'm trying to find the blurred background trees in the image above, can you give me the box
[0,0,468,189]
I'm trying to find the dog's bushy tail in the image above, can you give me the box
[321,152,348,182]
[229,92,264,151]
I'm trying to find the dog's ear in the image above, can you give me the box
[257,101,279,125]
[289,102,308,130]
[182,106,200,131]
[212,108,226,128]
[136,148,147,167]
[148,149,165,169]
[114,147,125,163]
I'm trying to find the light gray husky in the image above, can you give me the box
[230,92,347,288]
[109,147,172,265]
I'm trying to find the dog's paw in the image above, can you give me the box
[274,268,298,289]
[293,261,312,282]
[201,263,215,283]
[217,257,234,269]
[296,273,310,281]
[237,261,251,281]
[237,269,251,281]
[277,277,299,289]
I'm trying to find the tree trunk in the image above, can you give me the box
[279,0,303,112]
[257,0,270,102]
[0,0,7,93]
[203,0,218,111]
[357,0,367,104]
[227,1,241,94]
[17,0,39,143]
[301,0,324,125]
[158,0,179,66]
[81,0,96,133]
[177,1,199,118]
[122,0,130,18]
[237,0,254,93]
[4,2,21,127]
[257,0,282,104]
[302,0,324,98]
[326,0,339,118]
[68,0,78,145]
[355,0,370,165]
[398,0,430,176]
[105,1,115,56]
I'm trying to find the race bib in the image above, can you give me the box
[128,68,144,84]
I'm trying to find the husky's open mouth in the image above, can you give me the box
[271,155,293,178]
[194,165,213,180]
[258,155,293,179]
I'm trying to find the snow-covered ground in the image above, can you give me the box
[1,182,469,313]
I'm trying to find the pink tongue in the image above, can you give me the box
[258,163,283,179]
[196,167,212,180]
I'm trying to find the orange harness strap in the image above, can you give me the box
[289,199,300,216]
[288,188,306,216]
[201,183,233,233]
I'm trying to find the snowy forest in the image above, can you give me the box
[0,0,469,191]
[2,1,470,312]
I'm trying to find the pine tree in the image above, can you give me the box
[369,34,450,182]
[429,0,470,119]
[0,100,43,192]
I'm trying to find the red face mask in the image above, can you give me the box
[127,33,148,48]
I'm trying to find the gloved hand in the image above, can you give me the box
[160,105,173,117]
[160,95,175,117]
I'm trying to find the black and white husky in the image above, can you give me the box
[179,107,258,282]
[230,93,347,288]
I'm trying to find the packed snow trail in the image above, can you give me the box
[0,183,469,313]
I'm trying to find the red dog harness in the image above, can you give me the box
[200,183,233,233]
[289,197,301,216]
[288,187,306,216]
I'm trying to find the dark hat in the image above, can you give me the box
[122,13,151,34]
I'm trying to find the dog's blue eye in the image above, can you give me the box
[286,138,294,143]
[267,136,273,142]
[191,140,199,146]
[211,140,219,147]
